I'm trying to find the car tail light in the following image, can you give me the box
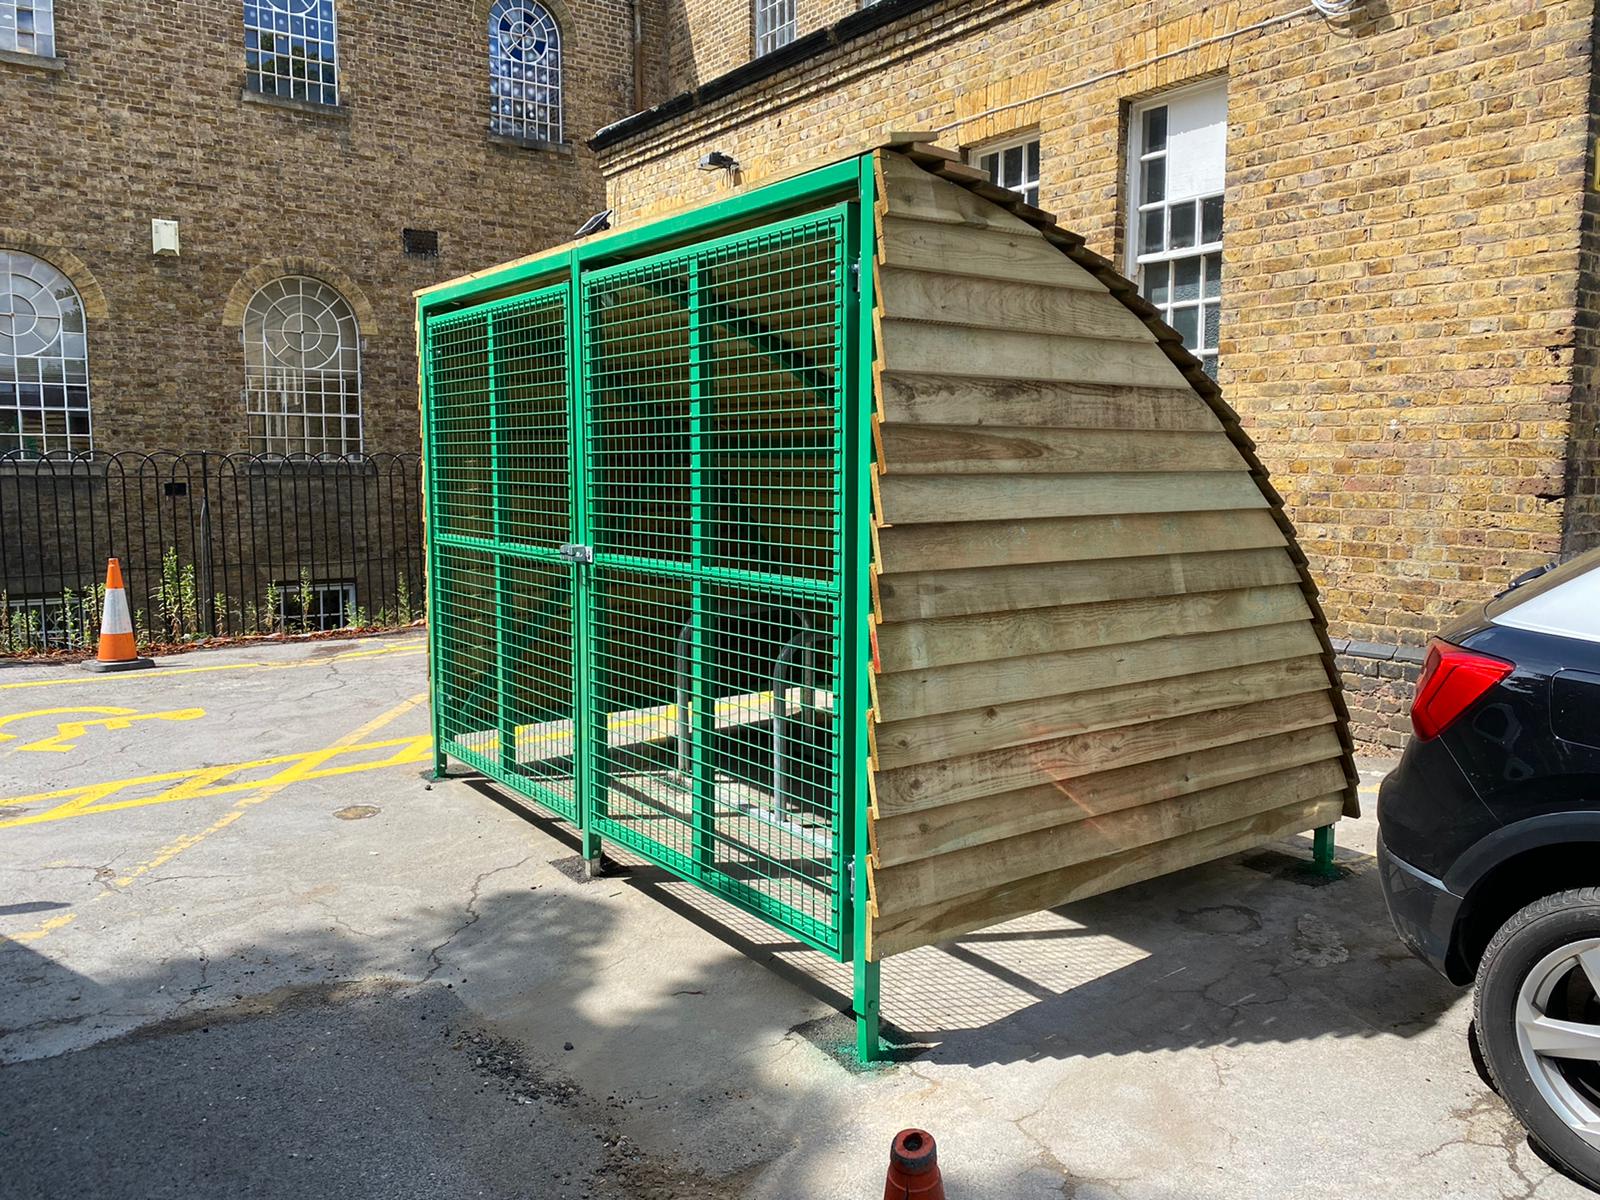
[1411,640,1513,740]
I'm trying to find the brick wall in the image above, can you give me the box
[1,0,636,457]
[600,0,1599,753]
[655,0,860,90]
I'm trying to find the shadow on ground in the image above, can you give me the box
[2,779,1466,1200]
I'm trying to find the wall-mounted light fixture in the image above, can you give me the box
[698,151,739,173]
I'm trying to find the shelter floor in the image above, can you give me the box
[0,635,1583,1199]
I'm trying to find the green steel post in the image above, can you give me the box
[848,157,883,1063]
[417,316,449,781]
[688,260,716,873]
[486,313,515,774]
[1313,824,1337,878]
[570,260,604,868]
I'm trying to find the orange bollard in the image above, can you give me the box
[883,1129,945,1200]
[86,558,154,672]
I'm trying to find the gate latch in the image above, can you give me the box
[559,543,595,564]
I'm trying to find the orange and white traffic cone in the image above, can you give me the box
[86,558,153,673]
[883,1129,945,1200]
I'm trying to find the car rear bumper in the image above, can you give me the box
[1378,835,1468,983]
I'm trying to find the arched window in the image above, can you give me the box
[243,0,340,107]
[0,249,91,456]
[243,276,361,457]
[489,1,562,144]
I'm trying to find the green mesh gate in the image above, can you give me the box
[423,207,855,956]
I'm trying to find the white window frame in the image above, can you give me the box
[488,1,563,144]
[754,0,794,57]
[0,0,56,56]
[243,275,363,459]
[968,134,1041,208]
[1,248,93,457]
[243,0,340,107]
[1126,80,1227,378]
[277,580,357,632]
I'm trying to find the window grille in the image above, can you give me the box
[754,0,794,56]
[3,593,97,651]
[1129,83,1227,378]
[277,580,357,631]
[244,0,339,106]
[0,249,91,456]
[0,0,54,55]
[243,276,362,457]
[972,137,1040,208]
[489,1,562,144]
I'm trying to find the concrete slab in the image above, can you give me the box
[0,635,1586,1198]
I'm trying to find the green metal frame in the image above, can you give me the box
[417,154,886,1061]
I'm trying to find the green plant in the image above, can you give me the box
[263,583,282,634]
[396,573,414,625]
[155,546,200,641]
[296,572,313,634]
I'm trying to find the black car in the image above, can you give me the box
[1380,545,1600,1187]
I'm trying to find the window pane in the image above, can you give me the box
[244,276,362,456]
[1141,156,1165,205]
[1174,257,1201,302]
[245,0,339,102]
[1202,195,1224,244]
[489,2,563,142]
[1027,140,1040,181]
[0,249,92,455]
[1003,145,1023,186]
[1142,265,1170,306]
[1170,200,1197,250]
[1203,302,1220,350]
[1172,305,1199,346]
[979,152,998,185]
[1142,105,1167,154]
[1204,252,1222,299]
[1142,208,1164,255]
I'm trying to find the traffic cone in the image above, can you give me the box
[883,1129,945,1200]
[86,558,154,672]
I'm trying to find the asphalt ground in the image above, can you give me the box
[0,634,1588,1198]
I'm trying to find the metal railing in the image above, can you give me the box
[0,450,424,653]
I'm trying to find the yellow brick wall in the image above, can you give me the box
[658,0,862,89]
[603,0,1595,677]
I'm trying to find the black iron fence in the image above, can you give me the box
[0,451,425,653]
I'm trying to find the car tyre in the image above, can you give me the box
[1476,888,1600,1191]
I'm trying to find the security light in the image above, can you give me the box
[698,151,739,173]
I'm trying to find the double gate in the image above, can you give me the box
[423,207,858,956]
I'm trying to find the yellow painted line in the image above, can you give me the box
[0,641,426,691]
[0,733,434,829]
[8,707,206,754]
[4,912,77,944]
[1,692,428,946]
[0,706,138,739]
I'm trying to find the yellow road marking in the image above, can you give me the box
[0,733,433,829]
[3,707,206,753]
[0,640,425,691]
[0,692,428,946]
[0,707,137,739]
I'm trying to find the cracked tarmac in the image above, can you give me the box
[0,634,1592,1198]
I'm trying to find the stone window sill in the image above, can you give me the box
[487,132,574,155]
[240,88,349,118]
[0,48,66,71]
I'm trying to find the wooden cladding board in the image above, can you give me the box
[865,150,1355,959]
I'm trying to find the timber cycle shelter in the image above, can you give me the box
[414,138,1360,1063]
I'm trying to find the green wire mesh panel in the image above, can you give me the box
[581,210,850,953]
[427,288,579,821]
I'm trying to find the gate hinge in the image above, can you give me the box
[559,543,595,564]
